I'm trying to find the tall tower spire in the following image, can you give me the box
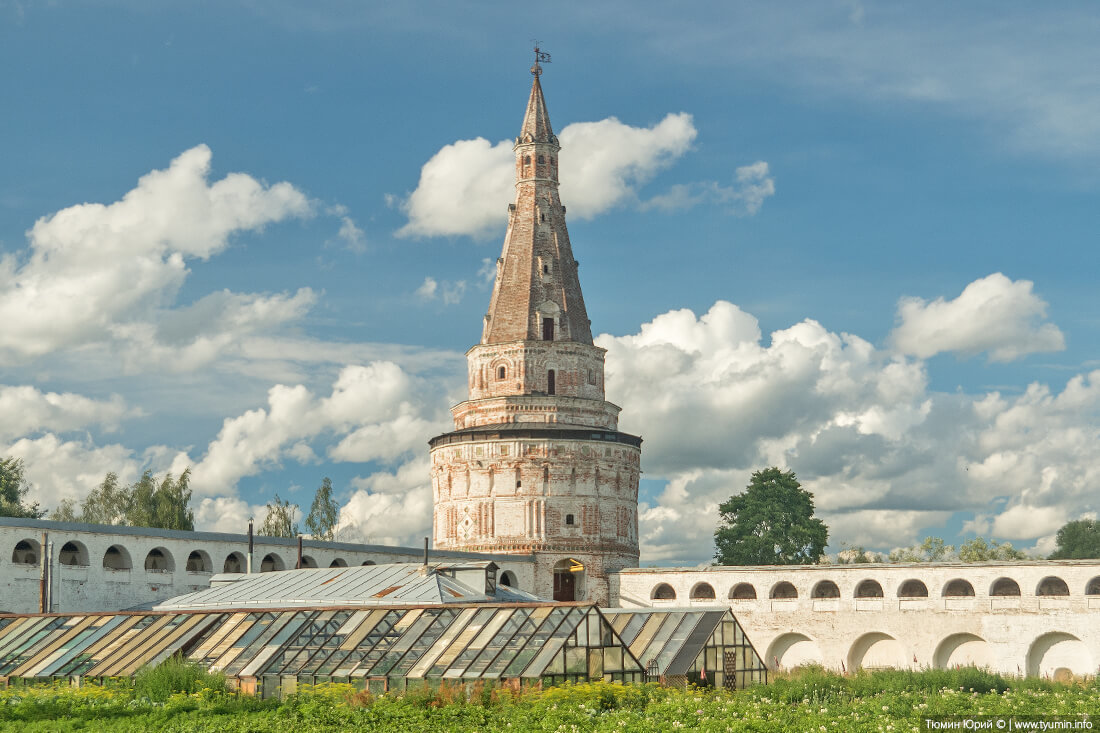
[482,54,592,346]
[430,56,641,606]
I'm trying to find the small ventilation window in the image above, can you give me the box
[543,264,549,274]
[497,366,506,379]
[547,369,556,395]
[538,154,544,164]
[540,213,545,222]
[565,514,574,526]
[524,155,531,164]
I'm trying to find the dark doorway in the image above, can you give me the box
[547,369,556,395]
[553,569,575,601]
[542,317,554,341]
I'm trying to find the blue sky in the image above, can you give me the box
[1,1,1098,564]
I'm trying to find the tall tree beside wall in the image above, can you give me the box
[305,477,340,542]
[1049,519,1100,559]
[260,494,300,538]
[714,467,828,565]
[0,457,45,518]
[47,469,194,530]
[127,469,194,531]
[74,473,132,525]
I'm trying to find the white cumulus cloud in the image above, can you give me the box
[596,288,1099,564]
[0,385,131,440]
[181,361,450,496]
[394,113,701,238]
[891,273,1065,362]
[0,144,314,366]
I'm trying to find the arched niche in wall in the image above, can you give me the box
[811,580,840,599]
[185,550,212,573]
[144,547,175,572]
[11,539,39,565]
[728,583,757,600]
[990,577,1021,596]
[103,544,132,570]
[942,579,975,597]
[770,581,798,599]
[59,541,90,567]
[1036,576,1070,596]
[651,583,676,601]
[223,552,245,573]
[897,579,928,598]
[260,553,285,572]
[854,579,883,598]
[690,582,716,600]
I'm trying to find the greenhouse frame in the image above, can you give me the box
[0,603,766,696]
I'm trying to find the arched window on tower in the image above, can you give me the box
[542,317,554,341]
[547,369,556,395]
[497,366,506,380]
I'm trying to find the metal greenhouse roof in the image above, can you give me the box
[151,563,538,611]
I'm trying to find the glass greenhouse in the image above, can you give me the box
[0,603,766,695]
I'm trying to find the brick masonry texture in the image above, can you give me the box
[431,72,640,605]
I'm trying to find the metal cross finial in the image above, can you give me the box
[531,43,551,77]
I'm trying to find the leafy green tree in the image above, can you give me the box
[888,536,955,563]
[714,467,828,565]
[305,477,340,542]
[49,499,79,522]
[958,537,1027,562]
[0,457,45,518]
[79,472,133,526]
[1048,519,1100,560]
[127,469,194,531]
[260,494,299,538]
[53,469,194,530]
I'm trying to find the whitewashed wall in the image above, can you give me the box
[0,518,535,614]
[611,562,1100,679]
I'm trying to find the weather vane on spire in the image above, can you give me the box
[531,43,551,77]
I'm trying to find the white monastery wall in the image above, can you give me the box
[0,518,534,614]
[612,563,1100,678]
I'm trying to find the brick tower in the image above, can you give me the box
[429,56,641,605]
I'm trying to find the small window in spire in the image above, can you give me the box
[543,264,549,274]
[565,514,574,526]
[547,369,556,395]
[524,156,531,164]
[497,366,506,380]
[538,154,544,164]
[542,318,554,341]
[540,213,545,222]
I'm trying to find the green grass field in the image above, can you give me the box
[0,664,1095,732]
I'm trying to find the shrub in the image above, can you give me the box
[134,654,227,702]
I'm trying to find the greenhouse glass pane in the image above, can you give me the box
[482,607,554,678]
[429,607,497,677]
